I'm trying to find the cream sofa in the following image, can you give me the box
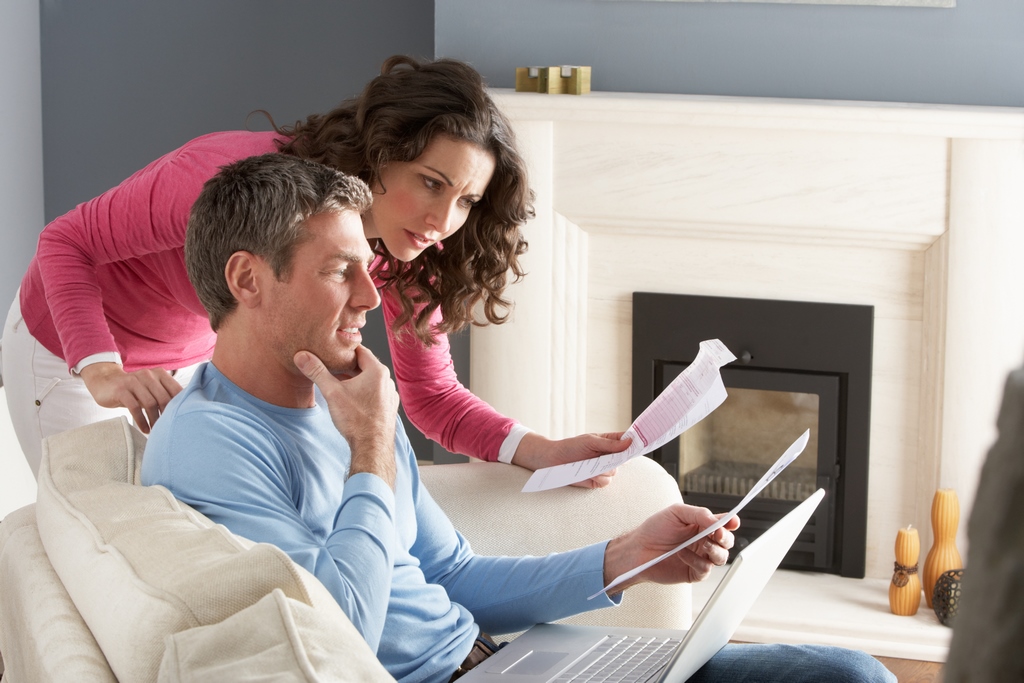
[0,418,690,682]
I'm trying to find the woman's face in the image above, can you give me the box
[363,135,496,263]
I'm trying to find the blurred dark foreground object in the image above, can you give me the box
[943,364,1024,682]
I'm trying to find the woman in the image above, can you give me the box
[2,55,628,479]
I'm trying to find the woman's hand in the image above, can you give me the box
[511,431,632,488]
[79,362,183,433]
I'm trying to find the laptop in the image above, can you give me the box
[461,488,826,683]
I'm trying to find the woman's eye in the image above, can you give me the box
[459,197,479,209]
[423,176,442,191]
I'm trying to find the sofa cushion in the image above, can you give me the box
[34,417,362,683]
[158,589,392,682]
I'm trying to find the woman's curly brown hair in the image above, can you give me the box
[274,55,534,345]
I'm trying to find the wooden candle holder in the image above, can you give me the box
[889,526,922,616]
[923,488,962,609]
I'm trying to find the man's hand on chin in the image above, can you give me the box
[294,347,400,488]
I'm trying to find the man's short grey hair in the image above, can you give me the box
[185,153,373,331]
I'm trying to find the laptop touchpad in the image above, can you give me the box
[487,650,569,675]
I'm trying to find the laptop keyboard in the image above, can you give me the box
[551,635,681,683]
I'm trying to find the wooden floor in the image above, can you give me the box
[0,657,945,683]
[875,655,943,683]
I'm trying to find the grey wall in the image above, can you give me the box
[41,0,434,222]
[0,0,44,321]
[0,0,45,516]
[32,0,463,461]
[436,0,1024,107]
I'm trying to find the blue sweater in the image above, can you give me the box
[141,363,616,682]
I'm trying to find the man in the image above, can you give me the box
[142,154,894,683]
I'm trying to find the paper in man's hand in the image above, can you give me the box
[521,339,737,493]
[589,429,812,599]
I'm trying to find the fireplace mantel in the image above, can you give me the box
[470,90,1024,580]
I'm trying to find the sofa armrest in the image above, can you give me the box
[0,505,117,682]
[33,417,363,683]
[419,456,692,632]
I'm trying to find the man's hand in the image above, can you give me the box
[293,347,399,488]
[512,432,632,488]
[602,505,739,594]
[80,362,182,434]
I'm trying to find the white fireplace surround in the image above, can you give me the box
[471,90,1024,581]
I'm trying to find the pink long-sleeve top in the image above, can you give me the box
[18,130,515,460]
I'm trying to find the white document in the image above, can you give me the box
[521,339,737,493]
[589,429,811,600]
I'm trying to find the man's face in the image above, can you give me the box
[260,210,379,376]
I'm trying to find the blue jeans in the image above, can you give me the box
[689,643,896,683]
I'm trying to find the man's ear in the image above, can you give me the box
[224,251,267,309]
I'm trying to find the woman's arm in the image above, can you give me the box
[381,289,513,461]
[33,131,280,371]
[34,150,207,369]
[382,290,632,481]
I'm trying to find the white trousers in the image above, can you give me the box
[2,294,200,477]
